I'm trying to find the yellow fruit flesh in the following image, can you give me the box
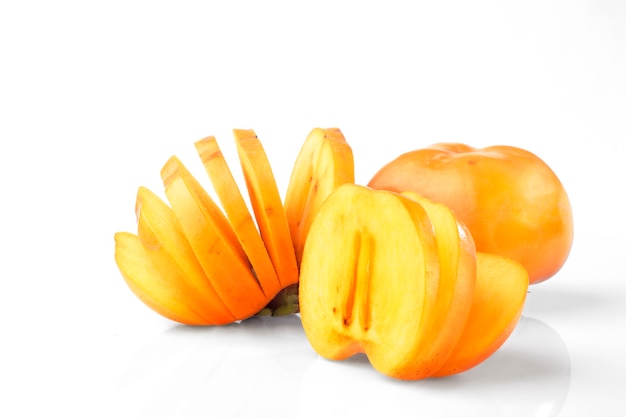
[114,232,208,325]
[161,156,267,320]
[284,128,355,266]
[299,184,441,379]
[135,186,235,324]
[195,136,282,300]
[234,129,299,288]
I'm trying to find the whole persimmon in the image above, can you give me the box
[368,143,573,284]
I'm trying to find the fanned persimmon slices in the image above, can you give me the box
[134,186,235,324]
[115,128,328,324]
[195,136,282,300]
[160,156,268,320]
[284,128,354,266]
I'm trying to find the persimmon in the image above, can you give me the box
[114,232,210,325]
[299,184,443,379]
[299,184,529,380]
[284,127,355,266]
[114,128,340,324]
[195,136,282,300]
[113,129,531,378]
[400,191,476,371]
[160,156,268,320]
[134,186,234,324]
[434,252,528,377]
[234,129,299,289]
[368,143,573,284]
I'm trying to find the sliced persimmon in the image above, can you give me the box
[114,232,208,325]
[233,129,299,288]
[135,186,235,324]
[400,191,476,378]
[160,156,267,320]
[284,128,355,266]
[299,184,441,380]
[433,252,529,377]
[194,136,282,300]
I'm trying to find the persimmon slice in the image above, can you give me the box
[195,136,282,300]
[433,252,529,377]
[400,191,476,378]
[284,128,355,266]
[135,186,235,324]
[114,232,208,325]
[299,184,441,380]
[233,129,298,288]
[161,156,267,320]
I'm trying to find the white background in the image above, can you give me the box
[1,1,625,416]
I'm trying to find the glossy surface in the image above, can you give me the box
[2,1,624,416]
[110,315,571,416]
[369,144,574,284]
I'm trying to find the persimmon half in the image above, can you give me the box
[368,143,573,284]
[299,184,529,380]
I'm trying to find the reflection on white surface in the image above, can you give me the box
[114,315,569,417]
[299,316,570,417]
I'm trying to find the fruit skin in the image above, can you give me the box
[115,129,307,324]
[399,191,476,376]
[368,143,573,284]
[433,252,528,377]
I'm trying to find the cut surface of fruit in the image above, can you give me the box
[135,186,235,324]
[234,129,298,288]
[299,184,441,380]
[284,127,355,266]
[161,155,267,320]
[195,136,282,300]
[114,232,208,325]
[433,252,529,377]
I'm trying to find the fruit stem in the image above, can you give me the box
[254,284,300,317]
